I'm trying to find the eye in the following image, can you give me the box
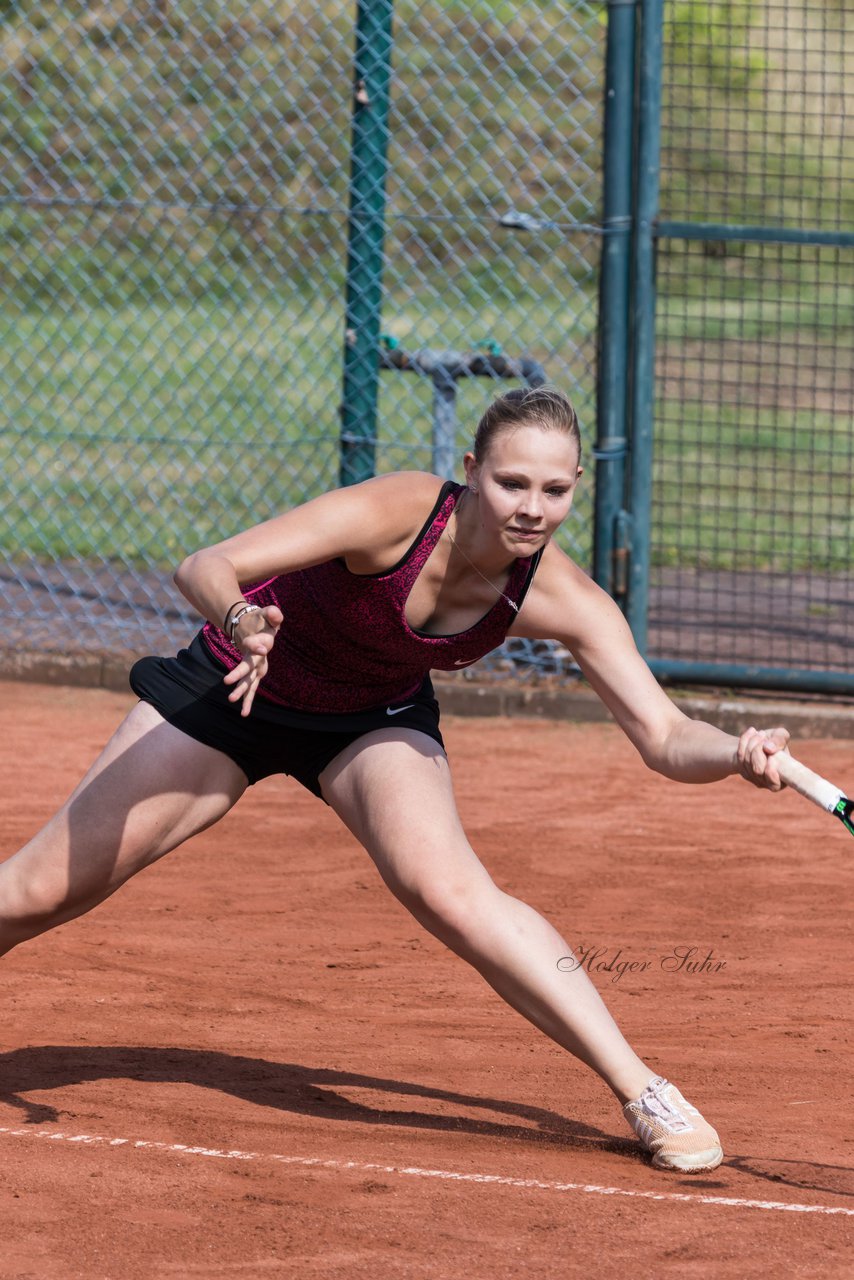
[547,487,569,498]
[499,480,522,490]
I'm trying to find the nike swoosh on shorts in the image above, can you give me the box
[386,704,415,715]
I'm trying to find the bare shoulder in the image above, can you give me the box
[511,541,622,645]
[340,471,448,569]
[352,470,446,519]
[192,470,449,583]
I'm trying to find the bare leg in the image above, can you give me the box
[0,701,248,955]
[319,729,655,1105]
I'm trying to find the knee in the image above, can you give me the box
[0,883,76,942]
[0,863,106,945]
[397,870,500,949]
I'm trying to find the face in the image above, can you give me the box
[464,423,583,555]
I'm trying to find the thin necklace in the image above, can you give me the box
[445,500,519,613]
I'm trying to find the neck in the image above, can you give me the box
[451,488,515,577]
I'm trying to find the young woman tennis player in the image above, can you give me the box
[0,387,789,1173]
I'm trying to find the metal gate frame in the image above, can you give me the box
[594,0,854,695]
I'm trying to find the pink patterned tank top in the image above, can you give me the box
[201,481,542,714]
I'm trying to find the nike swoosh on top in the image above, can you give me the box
[454,658,477,666]
[386,704,415,715]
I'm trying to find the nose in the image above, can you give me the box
[517,489,543,521]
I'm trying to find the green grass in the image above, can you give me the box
[0,287,599,568]
[657,274,854,345]
[1,1,851,583]
[649,239,854,573]
[650,394,854,572]
[0,297,344,565]
[0,1,606,300]
[2,262,852,576]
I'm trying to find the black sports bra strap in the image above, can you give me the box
[513,547,544,611]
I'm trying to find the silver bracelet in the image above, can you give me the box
[228,602,262,642]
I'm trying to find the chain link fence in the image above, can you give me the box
[0,1,603,669]
[647,1,854,689]
[3,2,851,694]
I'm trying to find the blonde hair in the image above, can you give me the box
[473,386,581,464]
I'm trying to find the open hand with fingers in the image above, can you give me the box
[735,725,791,790]
[222,604,283,716]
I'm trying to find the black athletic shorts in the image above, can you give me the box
[129,632,445,799]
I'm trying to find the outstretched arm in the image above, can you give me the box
[511,546,789,789]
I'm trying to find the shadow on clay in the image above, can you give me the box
[0,1043,633,1157]
[0,1045,851,1201]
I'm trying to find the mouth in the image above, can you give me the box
[508,526,544,541]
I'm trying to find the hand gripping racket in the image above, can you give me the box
[775,753,854,837]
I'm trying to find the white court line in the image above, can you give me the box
[0,1124,852,1217]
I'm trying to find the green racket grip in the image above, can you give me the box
[774,752,854,836]
[832,797,854,837]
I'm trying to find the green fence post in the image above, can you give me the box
[339,0,394,487]
[593,0,637,596]
[625,0,664,652]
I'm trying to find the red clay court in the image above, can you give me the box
[0,681,851,1278]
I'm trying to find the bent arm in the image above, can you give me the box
[174,551,254,636]
[173,472,442,632]
[513,547,788,788]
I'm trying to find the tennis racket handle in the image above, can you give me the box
[773,752,844,813]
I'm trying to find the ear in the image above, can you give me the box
[462,451,479,488]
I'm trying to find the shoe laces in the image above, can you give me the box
[634,1076,695,1134]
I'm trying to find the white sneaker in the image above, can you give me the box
[623,1076,723,1173]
